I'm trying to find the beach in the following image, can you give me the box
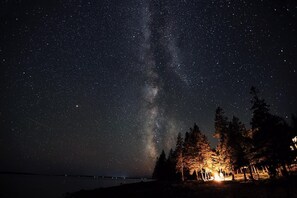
[66,178,297,198]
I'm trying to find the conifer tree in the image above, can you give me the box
[183,124,201,180]
[167,148,177,180]
[214,107,230,176]
[175,132,184,181]
[183,123,212,180]
[152,150,167,180]
[250,86,292,177]
[227,116,248,180]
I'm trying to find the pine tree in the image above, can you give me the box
[250,86,270,130]
[183,123,212,181]
[214,107,230,176]
[290,114,297,165]
[249,86,273,176]
[183,124,201,180]
[198,133,213,181]
[240,129,254,181]
[152,150,167,180]
[182,131,192,180]
[227,116,248,180]
[175,132,184,181]
[291,114,297,151]
[167,148,177,180]
[214,107,229,139]
[250,86,293,177]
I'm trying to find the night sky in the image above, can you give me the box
[1,0,297,177]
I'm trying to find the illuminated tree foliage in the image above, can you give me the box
[152,87,296,181]
[182,124,212,180]
[214,108,253,181]
[214,107,230,176]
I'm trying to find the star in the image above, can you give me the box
[0,0,296,178]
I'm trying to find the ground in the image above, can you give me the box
[66,177,297,198]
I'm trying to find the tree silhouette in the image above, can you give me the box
[175,132,184,181]
[152,150,167,180]
[250,86,293,177]
[227,116,248,180]
[167,148,177,180]
[214,107,230,176]
[291,114,297,150]
[250,86,270,130]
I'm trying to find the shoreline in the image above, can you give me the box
[65,177,297,198]
[0,172,150,180]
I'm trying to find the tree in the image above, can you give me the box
[166,148,177,180]
[249,86,273,176]
[152,150,167,180]
[290,114,297,166]
[214,107,229,139]
[241,129,255,181]
[227,116,248,180]
[183,123,212,181]
[291,114,297,150]
[214,107,231,176]
[198,133,213,181]
[183,124,201,180]
[175,132,184,181]
[250,86,293,178]
[250,86,270,130]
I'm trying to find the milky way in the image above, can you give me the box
[140,1,190,166]
[1,0,297,176]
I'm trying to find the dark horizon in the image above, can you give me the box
[1,0,297,177]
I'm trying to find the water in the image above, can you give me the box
[0,174,148,198]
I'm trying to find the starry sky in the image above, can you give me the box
[1,0,297,177]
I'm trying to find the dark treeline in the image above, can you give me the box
[152,87,297,181]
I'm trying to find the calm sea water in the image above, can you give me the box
[0,174,149,198]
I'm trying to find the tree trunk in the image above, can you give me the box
[293,143,297,151]
[232,171,235,181]
[286,164,290,172]
[253,166,260,179]
[201,168,206,181]
[196,170,199,181]
[243,168,247,182]
[248,165,254,181]
[181,166,184,182]
[281,162,289,177]
[277,167,282,176]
